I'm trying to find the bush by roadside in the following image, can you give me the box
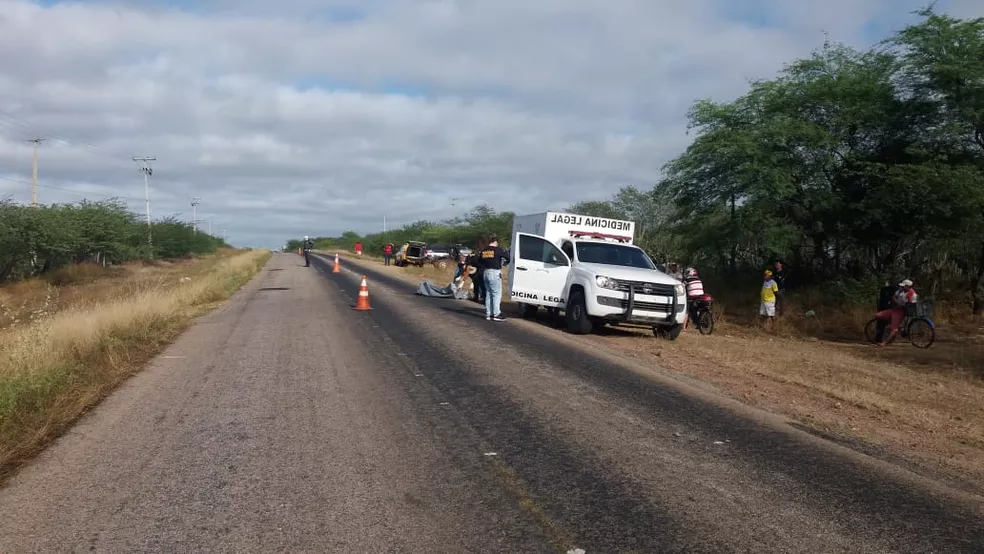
[0,198,230,284]
[0,248,271,479]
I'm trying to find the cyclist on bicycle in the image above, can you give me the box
[682,267,705,330]
[876,279,917,346]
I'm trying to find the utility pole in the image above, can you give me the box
[208,220,212,236]
[28,137,45,207]
[191,197,201,232]
[383,214,387,233]
[132,156,156,255]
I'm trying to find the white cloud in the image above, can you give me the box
[0,0,979,247]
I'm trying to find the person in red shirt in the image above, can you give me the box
[876,279,918,346]
[354,242,363,257]
[383,243,394,266]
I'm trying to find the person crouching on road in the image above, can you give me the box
[478,236,510,321]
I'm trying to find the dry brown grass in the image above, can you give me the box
[331,250,984,490]
[0,249,270,478]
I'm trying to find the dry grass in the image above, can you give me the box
[331,250,984,490]
[0,249,270,478]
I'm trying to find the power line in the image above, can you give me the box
[0,176,143,201]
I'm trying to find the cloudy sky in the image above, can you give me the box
[0,0,979,248]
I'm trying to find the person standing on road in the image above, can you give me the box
[467,237,488,304]
[302,236,314,267]
[477,235,511,321]
[760,269,779,330]
[354,241,363,257]
[383,242,394,266]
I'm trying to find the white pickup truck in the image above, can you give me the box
[507,211,687,339]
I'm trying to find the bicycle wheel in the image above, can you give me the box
[907,318,935,348]
[863,318,880,343]
[696,309,714,335]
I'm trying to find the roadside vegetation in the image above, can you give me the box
[0,248,271,479]
[1,198,229,284]
[310,10,984,489]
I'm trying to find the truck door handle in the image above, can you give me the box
[516,266,528,271]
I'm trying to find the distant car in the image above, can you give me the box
[425,244,473,269]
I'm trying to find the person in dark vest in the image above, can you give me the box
[466,236,488,304]
[773,260,788,315]
[383,242,394,266]
[477,235,511,321]
[302,236,314,267]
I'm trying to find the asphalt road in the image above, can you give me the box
[1,253,982,553]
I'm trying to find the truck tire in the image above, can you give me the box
[653,323,683,341]
[433,258,450,270]
[521,303,538,319]
[566,289,593,335]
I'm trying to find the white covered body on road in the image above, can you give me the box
[507,211,687,338]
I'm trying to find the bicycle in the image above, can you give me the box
[863,301,935,349]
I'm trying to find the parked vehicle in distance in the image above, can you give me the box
[426,244,472,270]
[395,241,428,267]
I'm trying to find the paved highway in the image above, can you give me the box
[0,252,981,553]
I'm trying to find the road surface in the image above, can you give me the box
[0,252,981,553]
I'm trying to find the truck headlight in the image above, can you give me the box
[675,283,686,297]
[596,275,619,290]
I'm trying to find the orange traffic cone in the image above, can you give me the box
[353,275,372,311]
[332,253,341,274]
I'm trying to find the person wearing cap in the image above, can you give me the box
[760,269,779,329]
[876,279,918,346]
[477,235,511,321]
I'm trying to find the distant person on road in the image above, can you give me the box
[477,235,511,321]
[354,242,363,257]
[383,243,394,266]
[302,236,314,267]
[760,269,779,330]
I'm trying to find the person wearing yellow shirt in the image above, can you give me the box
[760,269,779,330]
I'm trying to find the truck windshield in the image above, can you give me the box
[575,242,655,269]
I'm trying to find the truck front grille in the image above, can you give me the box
[613,280,675,296]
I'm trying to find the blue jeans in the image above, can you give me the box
[483,269,502,317]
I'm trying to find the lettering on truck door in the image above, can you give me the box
[511,233,570,307]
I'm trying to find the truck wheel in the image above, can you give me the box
[566,290,593,335]
[653,324,683,341]
[434,258,450,270]
[521,303,538,319]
